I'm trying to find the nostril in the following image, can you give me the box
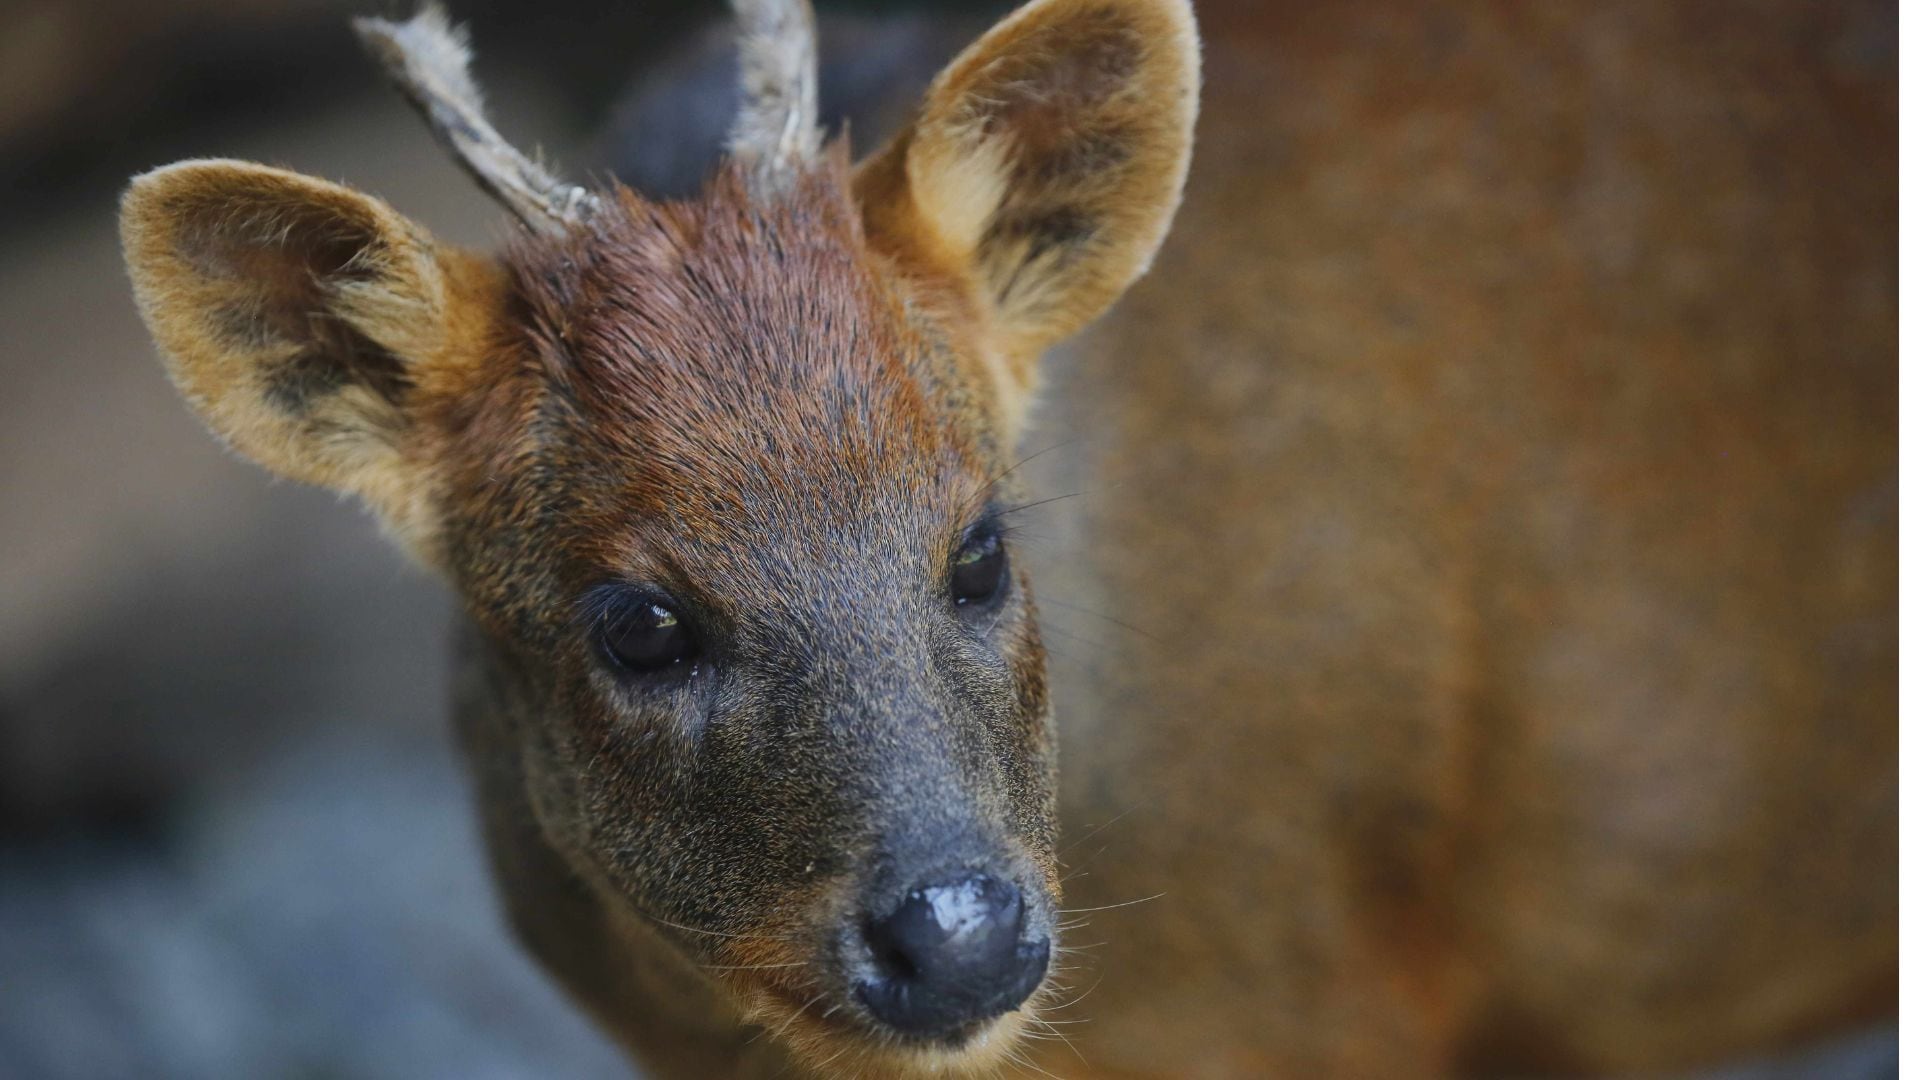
[858,875,1049,1039]
[873,939,916,982]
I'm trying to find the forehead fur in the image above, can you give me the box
[498,155,995,588]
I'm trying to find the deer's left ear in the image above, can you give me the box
[855,0,1199,421]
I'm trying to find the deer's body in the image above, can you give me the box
[121,1,1892,1077]
[1027,4,1896,1074]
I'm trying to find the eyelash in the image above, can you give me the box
[960,506,1028,554]
[574,582,653,634]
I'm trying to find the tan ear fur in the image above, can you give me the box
[855,0,1199,421]
[120,159,495,557]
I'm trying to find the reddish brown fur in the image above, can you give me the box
[511,156,985,576]
[1017,1,1894,1075]
[423,153,1069,1077]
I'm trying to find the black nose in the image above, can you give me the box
[857,875,1050,1038]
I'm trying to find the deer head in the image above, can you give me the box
[120,0,1198,1072]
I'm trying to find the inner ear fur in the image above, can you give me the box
[855,0,1199,405]
[121,159,487,551]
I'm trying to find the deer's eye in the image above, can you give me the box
[597,598,697,675]
[951,529,1010,609]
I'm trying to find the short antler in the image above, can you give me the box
[354,5,597,235]
[728,0,823,196]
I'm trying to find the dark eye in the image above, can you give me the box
[950,529,1010,608]
[597,599,698,675]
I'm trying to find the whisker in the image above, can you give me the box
[751,990,827,1046]
[813,1041,853,1073]
[1034,975,1104,1012]
[1059,804,1143,858]
[701,960,808,972]
[1035,592,1164,643]
[1058,892,1165,914]
[1032,1015,1088,1066]
[640,911,799,943]
[1060,839,1121,879]
[968,437,1082,509]
[1029,635,1107,679]
[1025,1030,1075,1043]
[996,490,1085,519]
[1036,618,1126,664]
[1006,1041,1063,1080]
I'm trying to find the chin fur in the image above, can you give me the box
[736,981,1062,1078]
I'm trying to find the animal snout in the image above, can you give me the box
[856,874,1050,1039]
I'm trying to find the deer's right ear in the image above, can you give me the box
[121,160,496,553]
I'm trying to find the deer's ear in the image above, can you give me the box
[121,160,489,551]
[855,0,1198,408]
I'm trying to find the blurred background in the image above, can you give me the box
[0,1,1895,1078]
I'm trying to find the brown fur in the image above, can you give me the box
[120,0,1892,1076]
[1023,1,1895,1075]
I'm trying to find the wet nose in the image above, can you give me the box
[857,874,1050,1038]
